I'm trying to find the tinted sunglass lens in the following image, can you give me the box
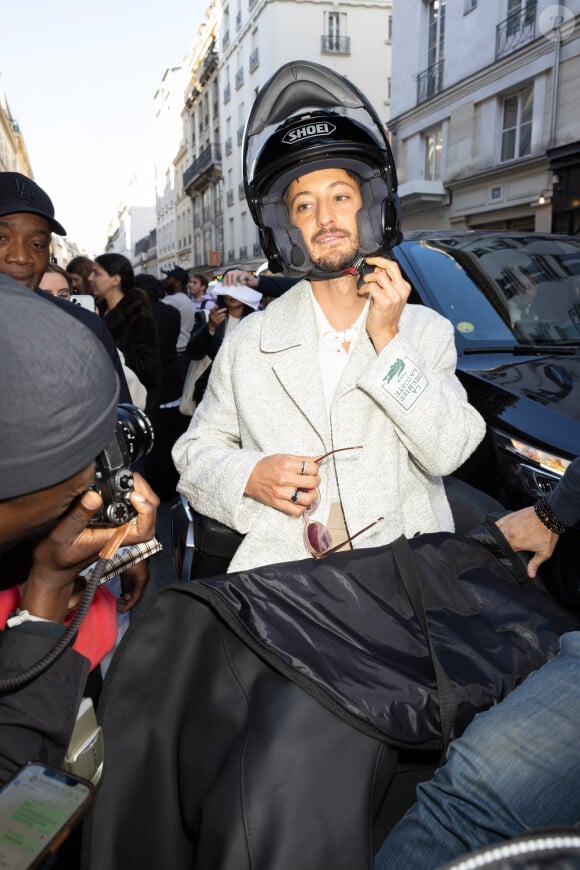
[304,520,332,555]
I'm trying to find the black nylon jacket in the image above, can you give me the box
[83,524,578,870]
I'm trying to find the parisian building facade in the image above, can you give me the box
[389,0,580,235]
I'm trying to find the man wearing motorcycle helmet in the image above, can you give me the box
[173,61,485,573]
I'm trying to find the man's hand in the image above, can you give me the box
[221,269,259,289]
[359,256,411,354]
[118,560,150,613]
[21,473,159,622]
[495,506,559,578]
[244,454,321,515]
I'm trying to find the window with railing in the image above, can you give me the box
[238,182,246,200]
[224,83,231,103]
[227,189,234,207]
[236,10,242,28]
[235,67,244,89]
[322,11,349,53]
[222,29,230,49]
[417,1,445,103]
[496,0,536,59]
[253,241,262,256]
[417,60,444,103]
[501,85,533,162]
[225,137,233,156]
[239,245,248,259]
[237,126,245,146]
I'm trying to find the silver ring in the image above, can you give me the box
[291,489,300,504]
[300,460,307,475]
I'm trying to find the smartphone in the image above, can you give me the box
[0,762,95,869]
[69,294,96,313]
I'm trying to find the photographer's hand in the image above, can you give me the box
[118,560,150,613]
[21,474,159,623]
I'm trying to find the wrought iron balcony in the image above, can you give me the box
[416,59,444,104]
[496,1,537,60]
[321,34,350,54]
[183,142,222,195]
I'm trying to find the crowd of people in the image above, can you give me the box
[0,57,578,870]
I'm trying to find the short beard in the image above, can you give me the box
[308,231,359,273]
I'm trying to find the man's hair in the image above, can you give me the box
[191,273,209,290]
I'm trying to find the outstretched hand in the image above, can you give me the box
[495,506,559,578]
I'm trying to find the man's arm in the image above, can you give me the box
[496,456,580,578]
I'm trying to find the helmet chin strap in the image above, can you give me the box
[306,254,366,281]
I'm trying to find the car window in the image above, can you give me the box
[400,236,580,347]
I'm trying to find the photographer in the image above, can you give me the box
[0,274,158,785]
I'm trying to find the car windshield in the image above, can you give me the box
[401,235,580,348]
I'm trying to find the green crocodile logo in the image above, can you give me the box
[384,358,405,384]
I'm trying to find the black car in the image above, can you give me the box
[391,230,580,612]
[392,230,580,509]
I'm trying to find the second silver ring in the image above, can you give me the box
[300,460,307,475]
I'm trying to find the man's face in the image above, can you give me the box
[285,168,363,273]
[0,213,52,290]
[188,276,205,298]
[0,463,95,551]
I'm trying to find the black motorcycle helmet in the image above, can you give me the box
[243,60,401,279]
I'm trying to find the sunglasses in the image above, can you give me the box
[302,447,384,559]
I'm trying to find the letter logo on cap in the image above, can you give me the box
[15,178,36,203]
[282,122,336,145]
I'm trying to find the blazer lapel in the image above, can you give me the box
[260,283,330,444]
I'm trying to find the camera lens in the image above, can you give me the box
[116,404,155,463]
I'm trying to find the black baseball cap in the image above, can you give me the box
[161,266,190,286]
[0,172,66,235]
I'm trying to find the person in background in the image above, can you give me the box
[39,262,73,300]
[374,456,580,869]
[134,272,188,501]
[66,255,95,295]
[184,277,262,406]
[90,253,160,423]
[161,265,196,384]
[188,271,217,312]
[0,273,158,785]
[0,171,130,403]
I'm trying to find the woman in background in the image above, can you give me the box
[66,255,95,295]
[90,254,160,421]
[38,263,73,300]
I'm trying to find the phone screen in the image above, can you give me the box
[0,763,94,869]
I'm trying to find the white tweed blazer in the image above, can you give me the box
[173,280,485,572]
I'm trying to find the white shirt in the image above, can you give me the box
[163,292,197,352]
[310,291,370,512]
[310,291,370,413]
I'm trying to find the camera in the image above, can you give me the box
[90,404,154,526]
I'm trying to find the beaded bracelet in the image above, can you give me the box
[533,497,568,534]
